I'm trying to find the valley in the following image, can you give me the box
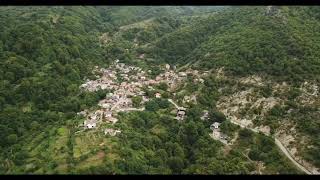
[0,6,319,175]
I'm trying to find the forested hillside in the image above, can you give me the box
[147,6,320,82]
[0,6,108,144]
[0,6,319,174]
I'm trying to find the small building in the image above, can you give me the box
[77,110,87,116]
[139,54,145,59]
[138,91,145,96]
[165,64,170,70]
[84,119,97,129]
[105,111,112,118]
[155,92,161,98]
[220,134,228,140]
[104,128,121,136]
[210,122,220,130]
[106,117,118,124]
[178,72,187,77]
[200,110,209,120]
[176,109,186,121]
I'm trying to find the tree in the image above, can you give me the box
[30,121,40,130]
[145,100,159,111]
[157,99,170,109]
[209,110,226,123]
[7,134,18,144]
[157,82,168,91]
[168,157,184,173]
[132,96,142,107]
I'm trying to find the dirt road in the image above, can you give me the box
[228,119,312,174]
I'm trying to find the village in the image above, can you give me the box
[77,59,229,144]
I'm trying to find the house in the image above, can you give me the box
[155,92,161,98]
[139,54,145,59]
[199,78,205,83]
[178,72,187,77]
[86,122,96,129]
[176,109,186,121]
[156,76,162,81]
[165,64,170,70]
[106,117,118,124]
[105,111,112,118]
[220,134,228,140]
[104,128,121,136]
[84,119,97,129]
[210,122,220,130]
[148,80,156,84]
[77,110,87,116]
[142,96,149,103]
[200,110,209,120]
[138,91,145,96]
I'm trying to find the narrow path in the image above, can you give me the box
[110,98,124,111]
[116,107,145,112]
[274,138,311,174]
[168,99,180,109]
[228,119,312,174]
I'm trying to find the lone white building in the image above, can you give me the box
[84,119,97,129]
[210,122,220,130]
[104,128,121,136]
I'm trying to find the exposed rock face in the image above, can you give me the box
[239,75,264,87]
[297,81,319,105]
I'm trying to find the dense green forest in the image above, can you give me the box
[0,6,319,174]
[146,6,320,83]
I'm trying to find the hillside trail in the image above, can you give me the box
[228,118,312,174]
[167,77,312,174]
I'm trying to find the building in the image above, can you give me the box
[176,109,186,121]
[178,72,187,77]
[105,111,112,118]
[104,128,121,136]
[165,64,170,70]
[200,110,209,120]
[139,54,145,59]
[84,119,97,129]
[106,117,118,124]
[155,92,161,98]
[210,122,220,130]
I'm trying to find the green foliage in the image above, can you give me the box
[149,6,320,83]
[0,6,312,174]
[145,98,170,111]
[132,96,142,108]
[209,110,226,123]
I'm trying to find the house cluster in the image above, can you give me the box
[78,60,208,136]
[152,64,191,90]
[79,61,153,131]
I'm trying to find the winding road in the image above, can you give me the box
[228,118,312,174]
[158,99,312,174]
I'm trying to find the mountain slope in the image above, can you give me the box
[0,6,319,174]
[147,6,320,82]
